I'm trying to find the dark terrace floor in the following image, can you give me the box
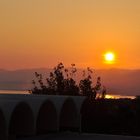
[18,132,140,140]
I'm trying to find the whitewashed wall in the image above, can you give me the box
[0,94,86,140]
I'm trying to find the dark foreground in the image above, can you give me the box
[18,133,140,140]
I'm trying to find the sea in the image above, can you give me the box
[0,90,29,94]
[0,90,136,99]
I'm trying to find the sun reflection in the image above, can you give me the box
[105,94,135,99]
[105,95,114,99]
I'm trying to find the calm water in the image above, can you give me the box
[0,90,136,99]
[0,90,29,94]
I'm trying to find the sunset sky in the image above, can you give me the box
[1,0,140,70]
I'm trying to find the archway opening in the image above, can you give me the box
[60,98,78,131]
[9,102,34,139]
[36,100,57,134]
[0,110,6,140]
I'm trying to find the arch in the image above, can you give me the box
[36,100,58,134]
[9,102,34,139]
[0,109,6,140]
[59,98,78,131]
[80,98,91,132]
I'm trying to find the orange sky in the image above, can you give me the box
[1,0,140,70]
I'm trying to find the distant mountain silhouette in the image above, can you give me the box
[96,69,140,96]
[0,68,140,96]
[0,68,52,90]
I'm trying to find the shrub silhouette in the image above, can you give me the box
[79,68,102,99]
[31,63,104,98]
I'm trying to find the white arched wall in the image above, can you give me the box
[59,98,79,131]
[36,100,58,134]
[8,102,35,139]
[0,94,86,139]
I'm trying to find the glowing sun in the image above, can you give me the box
[104,52,115,64]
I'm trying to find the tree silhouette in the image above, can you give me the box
[79,68,101,100]
[31,63,104,99]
